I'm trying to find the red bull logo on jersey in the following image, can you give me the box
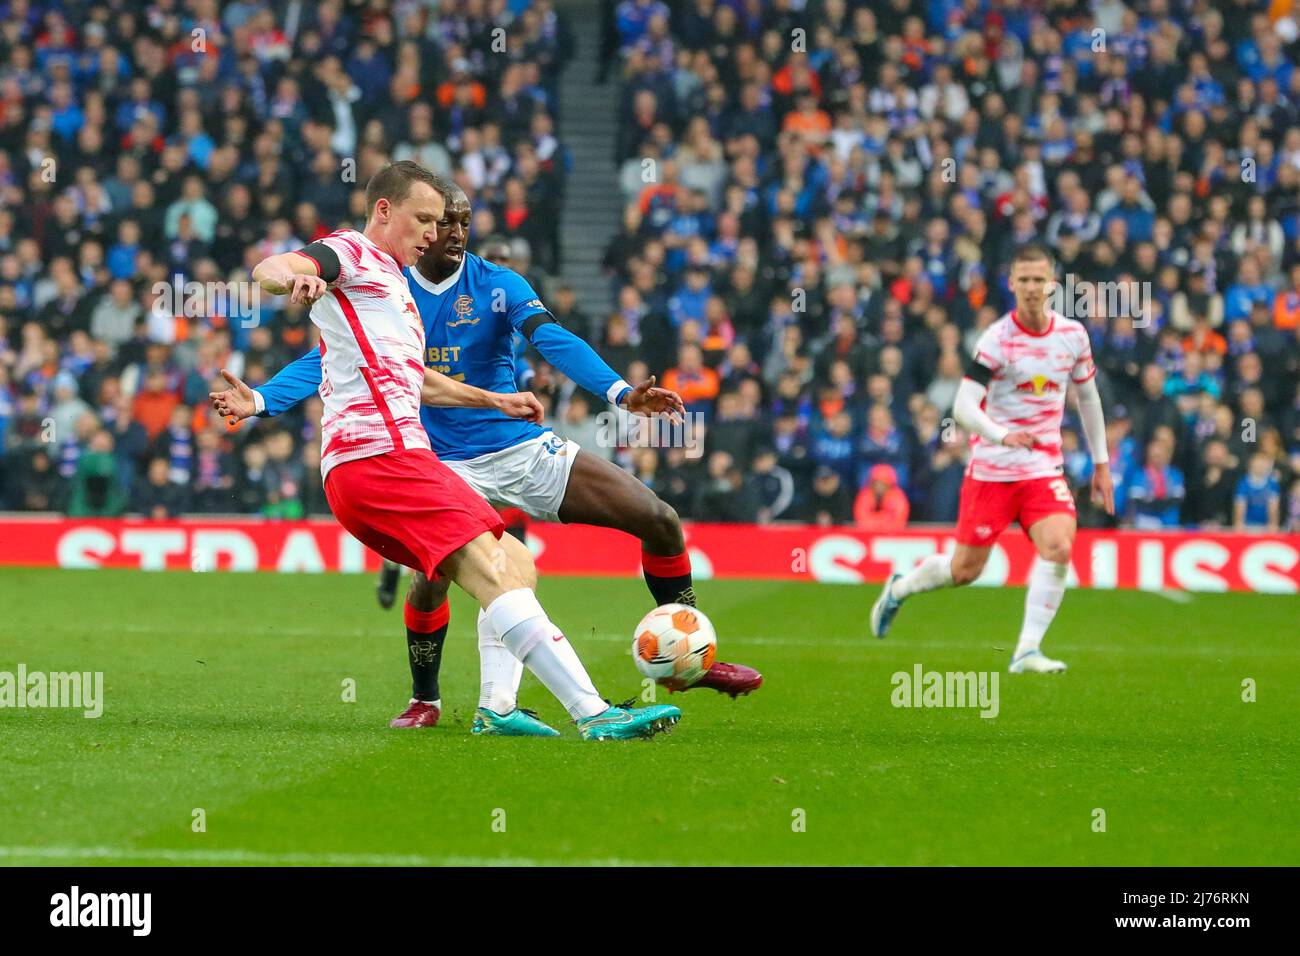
[1015,375,1061,396]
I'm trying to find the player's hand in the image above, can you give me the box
[494,391,544,423]
[623,375,685,424]
[288,274,328,305]
[1091,462,1115,515]
[209,369,258,425]
[1001,430,1037,449]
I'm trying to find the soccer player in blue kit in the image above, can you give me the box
[211,178,763,735]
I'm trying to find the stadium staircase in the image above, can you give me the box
[554,0,623,317]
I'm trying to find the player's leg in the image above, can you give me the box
[558,449,762,696]
[870,544,990,637]
[439,531,681,739]
[470,533,558,736]
[324,448,664,737]
[559,449,694,604]
[402,450,543,733]
[376,557,403,609]
[390,520,557,734]
[388,570,451,728]
[1010,511,1076,674]
[324,453,454,728]
[871,474,1009,637]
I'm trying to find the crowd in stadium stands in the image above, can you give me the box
[0,0,1298,535]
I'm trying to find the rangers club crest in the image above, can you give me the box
[447,295,479,327]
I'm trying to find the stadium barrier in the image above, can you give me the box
[0,516,1296,593]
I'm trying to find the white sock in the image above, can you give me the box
[484,589,606,720]
[891,553,954,599]
[477,608,523,715]
[1015,560,1068,657]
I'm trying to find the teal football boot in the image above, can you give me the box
[575,700,682,741]
[869,573,904,639]
[472,706,560,737]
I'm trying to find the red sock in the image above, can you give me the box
[404,599,450,702]
[641,549,695,607]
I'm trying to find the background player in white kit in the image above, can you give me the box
[870,245,1115,673]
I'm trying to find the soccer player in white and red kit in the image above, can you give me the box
[870,244,1115,672]
[246,161,681,739]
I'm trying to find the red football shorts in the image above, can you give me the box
[955,474,1076,547]
[325,447,504,580]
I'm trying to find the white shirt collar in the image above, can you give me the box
[407,258,464,296]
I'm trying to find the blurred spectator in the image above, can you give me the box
[853,463,910,531]
[17,448,60,512]
[748,447,794,523]
[1186,439,1238,529]
[67,429,126,517]
[1234,452,1282,532]
[1128,439,1187,529]
[925,429,968,523]
[806,465,853,526]
[261,429,304,519]
[191,427,234,514]
[234,441,269,514]
[693,450,758,523]
[662,343,719,415]
[131,370,181,440]
[132,456,189,519]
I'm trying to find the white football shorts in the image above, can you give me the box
[442,432,581,523]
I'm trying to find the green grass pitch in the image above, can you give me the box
[1,567,1296,866]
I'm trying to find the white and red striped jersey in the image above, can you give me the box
[306,229,430,478]
[967,309,1095,482]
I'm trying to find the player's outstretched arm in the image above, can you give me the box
[526,318,682,418]
[252,252,329,304]
[421,368,544,423]
[209,369,258,423]
[622,375,686,422]
[209,348,323,424]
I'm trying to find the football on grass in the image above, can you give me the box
[632,603,717,684]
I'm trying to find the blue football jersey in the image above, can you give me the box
[407,253,550,460]
[255,252,631,459]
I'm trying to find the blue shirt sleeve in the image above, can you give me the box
[498,270,548,333]
[529,323,630,404]
[501,271,630,404]
[257,347,323,417]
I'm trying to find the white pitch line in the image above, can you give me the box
[56,623,1294,656]
[0,845,678,867]
[1152,589,1195,604]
